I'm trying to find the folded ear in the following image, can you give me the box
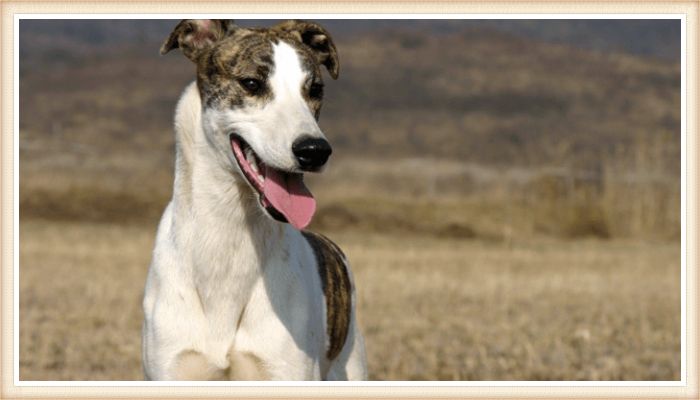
[274,20,339,79]
[160,19,235,62]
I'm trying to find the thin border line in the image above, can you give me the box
[12,11,20,390]
[14,13,690,19]
[11,13,688,389]
[681,11,688,387]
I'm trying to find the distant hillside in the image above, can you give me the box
[324,26,680,169]
[18,19,681,238]
[19,19,680,169]
[19,19,680,61]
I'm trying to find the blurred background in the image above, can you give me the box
[19,19,681,380]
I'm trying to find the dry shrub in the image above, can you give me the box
[20,185,167,225]
[599,137,680,239]
[561,202,611,239]
[515,133,679,240]
[526,176,611,239]
[311,199,480,240]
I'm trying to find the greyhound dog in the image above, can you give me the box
[142,19,367,381]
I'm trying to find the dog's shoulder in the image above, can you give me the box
[301,231,352,361]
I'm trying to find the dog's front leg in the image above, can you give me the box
[228,350,271,380]
[172,350,228,381]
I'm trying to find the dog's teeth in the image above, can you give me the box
[242,147,263,181]
[246,151,258,172]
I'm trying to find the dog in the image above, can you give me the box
[142,19,367,381]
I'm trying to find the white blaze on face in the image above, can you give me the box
[270,41,307,107]
[267,41,321,138]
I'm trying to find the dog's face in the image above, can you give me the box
[161,20,339,229]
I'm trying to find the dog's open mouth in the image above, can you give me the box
[230,134,316,230]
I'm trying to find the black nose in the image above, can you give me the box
[292,137,332,171]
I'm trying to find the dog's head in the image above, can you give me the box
[162,19,340,229]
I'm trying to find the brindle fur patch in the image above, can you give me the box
[196,32,276,109]
[162,19,339,118]
[302,231,352,361]
[196,27,325,115]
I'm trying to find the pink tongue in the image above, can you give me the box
[263,166,316,230]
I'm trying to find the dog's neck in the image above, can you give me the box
[169,83,284,277]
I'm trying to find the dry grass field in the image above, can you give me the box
[19,219,679,381]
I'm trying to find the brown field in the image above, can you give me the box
[19,219,680,381]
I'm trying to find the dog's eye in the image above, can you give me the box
[309,83,324,100]
[239,78,263,95]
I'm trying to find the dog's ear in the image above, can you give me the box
[160,19,236,61]
[274,20,339,79]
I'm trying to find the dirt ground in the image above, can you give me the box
[19,220,680,381]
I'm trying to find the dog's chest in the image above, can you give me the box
[190,224,325,341]
[232,244,329,378]
[159,206,261,329]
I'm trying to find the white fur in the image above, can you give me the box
[142,42,367,381]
